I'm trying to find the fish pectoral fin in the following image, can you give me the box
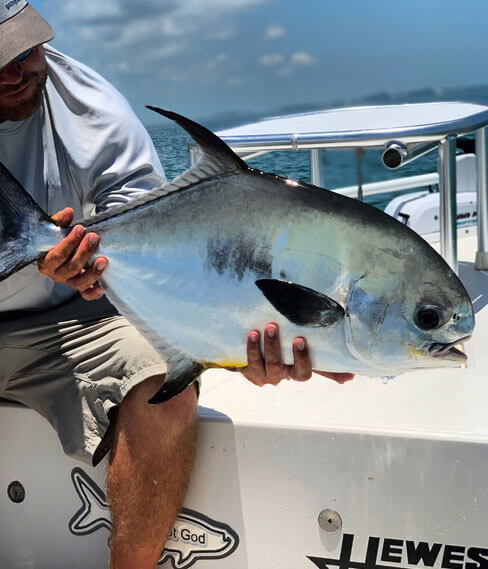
[255,279,345,327]
[148,359,203,404]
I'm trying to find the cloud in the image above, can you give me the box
[41,0,322,116]
[205,53,240,72]
[207,25,237,41]
[224,76,246,86]
[59,0,169,25]
[259,53,285,67]
[48,0,275,73]
[277,67,292,77]
[259,50,317,76]
[53,0,270,29]
[290,51,316,67]
[264,24,286,39]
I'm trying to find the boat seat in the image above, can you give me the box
[456,153,476,192]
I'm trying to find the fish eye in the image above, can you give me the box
[414,306,442,330]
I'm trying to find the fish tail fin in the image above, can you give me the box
[0,162,55,281]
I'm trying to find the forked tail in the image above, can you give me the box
[0,162,58,281]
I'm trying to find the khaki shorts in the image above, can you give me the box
[0,295,167,466]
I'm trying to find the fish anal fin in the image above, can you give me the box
[255,279,345,327]
[148,359,203,404]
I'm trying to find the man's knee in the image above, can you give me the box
[159,380,199,431]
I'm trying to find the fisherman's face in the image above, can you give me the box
[0,45,47,123]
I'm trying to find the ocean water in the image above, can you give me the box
[146,121,444,212]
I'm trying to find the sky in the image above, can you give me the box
[34,0,488,124]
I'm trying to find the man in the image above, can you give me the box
[0,3,353,568]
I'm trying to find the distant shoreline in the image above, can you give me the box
[145,83,488,131]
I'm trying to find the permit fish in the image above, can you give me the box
[0,107,475,403]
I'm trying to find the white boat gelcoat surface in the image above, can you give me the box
[217,102,488,149]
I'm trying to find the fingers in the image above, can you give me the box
[80,283,106,301]
[288,337,313,381]
[262,323,286,384]
[241,326,283,387]
[62,232,100,283]
[39,226,97,280]
[241,330,268,386]
[51,207,74,227]
[38,222,108,299]
[66,256,107,290]
[241,323,312,386]
[38,224,85,279]
[240,322,355,387]
[314,370,355,384]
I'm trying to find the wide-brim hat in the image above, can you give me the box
[0,1,54,69]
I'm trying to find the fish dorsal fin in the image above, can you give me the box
[78,108,248,230]
[147,106,248,180]
[256,279,345,327]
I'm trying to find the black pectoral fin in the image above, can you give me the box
[255,279,345,327]
[148,360,203,404]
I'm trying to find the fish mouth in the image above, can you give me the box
[429,336,471,361]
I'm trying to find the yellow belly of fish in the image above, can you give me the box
[202,359,247,370]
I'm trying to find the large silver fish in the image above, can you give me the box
[0,108,475,403]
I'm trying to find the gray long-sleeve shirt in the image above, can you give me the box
[0,45,166,312]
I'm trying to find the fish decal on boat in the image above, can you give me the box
[69,468,111,536]
[69,468,239,568]
[0,107,475,403]
[162,508,239,569]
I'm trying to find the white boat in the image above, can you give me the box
[2,101,488,569]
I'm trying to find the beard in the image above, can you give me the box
[0,64,48,122]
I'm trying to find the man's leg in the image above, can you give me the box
[107,375,198,569]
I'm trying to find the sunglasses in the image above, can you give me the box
[0,48,34,74]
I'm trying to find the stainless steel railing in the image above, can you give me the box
[438,135,458,272]
[475,127,488,270]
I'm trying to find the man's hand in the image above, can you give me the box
[241,322,354,386]
[37,207,108,301]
